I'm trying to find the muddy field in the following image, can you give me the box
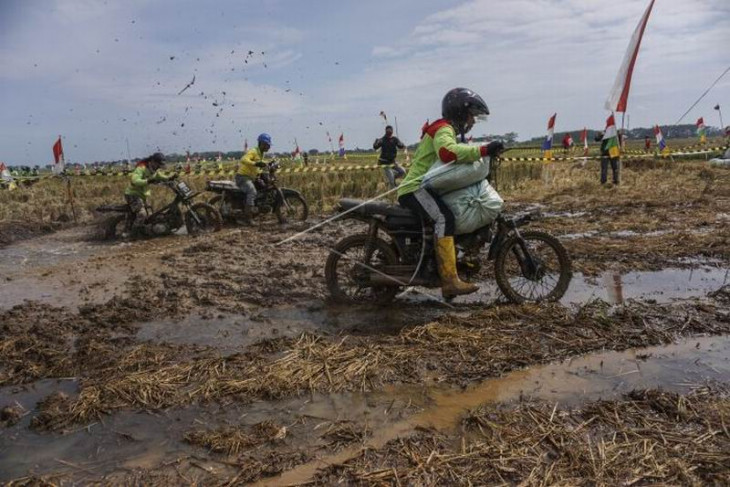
[1,161,729,485]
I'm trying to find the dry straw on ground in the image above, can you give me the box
[23,288,730,431]
[314,386,730,486]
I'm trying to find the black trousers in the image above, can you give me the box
[600,157,620,184]
[398,188,455,238]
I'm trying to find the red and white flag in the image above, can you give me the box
[605,0,655,113]
[53,136,64,164]
[338,133,345,157]
[52,136,65,174]
[581,127,589,155]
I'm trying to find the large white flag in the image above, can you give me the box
[605,0,655,113]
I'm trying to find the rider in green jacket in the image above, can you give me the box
[398,88,505,299]
[124,152,172,233]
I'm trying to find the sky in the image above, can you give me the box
[1,0,729,165]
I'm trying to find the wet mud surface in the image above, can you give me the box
[1,163,730,485]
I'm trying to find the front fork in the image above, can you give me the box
[182,201,203,226]
[510,228,540,280]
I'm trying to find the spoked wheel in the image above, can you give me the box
[325,234,399,304]
[185,203,223,235]
[101,215,128,240]
[276,192,308,224]
[494,230,572,303]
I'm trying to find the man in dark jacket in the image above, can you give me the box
[374,125,406,188]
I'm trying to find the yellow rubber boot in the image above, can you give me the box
[435,236,479,299]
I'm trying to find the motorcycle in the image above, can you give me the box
[96,178,222,239]
[325,198,572,304]
[206,161,308,224]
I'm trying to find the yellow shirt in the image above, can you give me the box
[237,147,265,178]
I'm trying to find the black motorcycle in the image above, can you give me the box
[325,199,572,304]
[206,161,308,224]
[96,179,222,239]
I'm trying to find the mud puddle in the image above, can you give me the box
[401,265,729,306]
[260,333,730,486]
[137,303,443,351]
[3,333,728,483]
[0,382,423,481]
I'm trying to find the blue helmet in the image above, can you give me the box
[257,133,272,146]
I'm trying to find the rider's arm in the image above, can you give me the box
[240,148,262,171]
[432,126,481,164]
[130,167,148,187]
[149,170,172,182]
[373,138,383,149]
[395,137,406,149]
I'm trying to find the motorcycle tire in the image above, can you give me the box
[185,203,223,236]
[275,192,309,224]
[102,215,127,241]
[494,230,572,304]
[325,234,399,304]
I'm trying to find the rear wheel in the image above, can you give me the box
[276,192,308,224]
[325,234,399,304]
[494,230,572,303]
[101,215,127,240]
[185,203,223,235]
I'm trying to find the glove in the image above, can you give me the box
[480,141,505,157]
[255,162,267,168]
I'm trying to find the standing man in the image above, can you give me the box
[595,132,620,185]
[374,125,406,188]
[644,136,651,153]
[236,133,271,225]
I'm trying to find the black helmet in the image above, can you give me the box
[442,88,489,135]
[148,152,165,167]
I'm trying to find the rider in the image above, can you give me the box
[236,133,271,224]
[123,152,173,235]
[397,87,505,298]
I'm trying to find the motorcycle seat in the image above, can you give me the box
[207,180,244,193]
[96,204,128,213]
[338,198,415,218]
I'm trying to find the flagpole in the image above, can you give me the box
[717,105,724,131]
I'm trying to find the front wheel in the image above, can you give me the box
[494,230,572,303]
[325,234,399,304]
[185,203,223,235]
[275,191,308,224]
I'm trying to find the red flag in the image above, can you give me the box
[52,136,64,164]
[605,0,655,113]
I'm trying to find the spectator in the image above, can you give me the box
[374,125,406,188]
[596,132,619,185]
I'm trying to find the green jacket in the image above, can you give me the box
[124,164,170,199]
[397,119,482,198]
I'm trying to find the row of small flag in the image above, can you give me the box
[538,113,716,159]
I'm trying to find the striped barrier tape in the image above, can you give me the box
[3,144,727,186]
[500,145,728,162]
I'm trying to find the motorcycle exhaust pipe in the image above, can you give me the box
[369,274,433,287]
